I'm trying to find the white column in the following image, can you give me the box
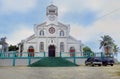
[18,45,21,53]
[46,38,48,57]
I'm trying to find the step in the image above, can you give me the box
[29,57,77,67]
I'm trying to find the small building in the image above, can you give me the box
[0,37,8,53]
[19,4,83,57]
[0,45,2,52]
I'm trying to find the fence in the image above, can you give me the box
[0,51,114,66]
[0,52,45,66]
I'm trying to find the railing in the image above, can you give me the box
[60,52,91,58]
[0,51,46,58]
[0,51,113,58]
[59,52,92,65]
[0,51,46,66]
[0,51,114,66]
[60,52,114,65]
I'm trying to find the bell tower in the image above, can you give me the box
[46,4,58,22]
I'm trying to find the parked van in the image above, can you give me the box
[102,57,114,66]
[85,57,102,66]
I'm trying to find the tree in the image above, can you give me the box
[8,45,19,51]
[113,44,119,55]
[83,46,94,56]
[99,35,114,55]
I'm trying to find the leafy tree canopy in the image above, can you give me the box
[113,44,119,55]
[8,45,19,51]
[99,35,114,49]
[83,46,93,53]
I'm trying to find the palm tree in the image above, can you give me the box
[113,44,119,56]
[99,35,114,56]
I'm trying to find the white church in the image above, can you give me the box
[19,4,83,57]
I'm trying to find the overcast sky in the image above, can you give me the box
[0,0,120,60]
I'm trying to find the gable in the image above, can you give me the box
[35,22,46,29]
[68,36,80,44]
[58,22,69,29]
[25,34,36,43]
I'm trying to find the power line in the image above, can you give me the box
[96,8,120,21]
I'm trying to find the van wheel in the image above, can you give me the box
[111,64,113,66]
[85,62,88,66]
[98,64,101,66]
[92,64,94,67]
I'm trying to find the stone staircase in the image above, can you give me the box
[29,57,77,67]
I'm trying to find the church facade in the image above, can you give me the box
[19,4,83,57]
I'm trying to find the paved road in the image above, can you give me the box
[0,65,120,79]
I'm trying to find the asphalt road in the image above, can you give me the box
[0,65,120,79]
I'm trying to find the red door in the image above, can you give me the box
[28,48,34,57]
[70,47,75,57]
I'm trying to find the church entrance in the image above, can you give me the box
[70,47,75,57]
[48,45,55,57]
[28,46,34,57]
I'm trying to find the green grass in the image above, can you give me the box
[28,57,77,67]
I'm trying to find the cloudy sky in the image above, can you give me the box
[0,0,120,60]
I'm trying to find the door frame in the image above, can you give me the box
[48,45,55,57]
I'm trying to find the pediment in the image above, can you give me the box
[58,22,69,28]
[68,36,80,44]
[36,22,46,28]
[26,34,35,42]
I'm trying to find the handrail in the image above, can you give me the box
[0,52,114,58]
[0,52,45,58]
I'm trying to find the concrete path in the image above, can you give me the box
[0,65,120,79]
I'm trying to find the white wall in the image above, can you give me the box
[0,58,87,66]
[0,58,41,66]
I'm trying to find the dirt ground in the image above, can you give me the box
[0,65,120,79]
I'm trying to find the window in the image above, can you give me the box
[60,42,64,52]
[28,46,34,49]
[40,42,44,52]
[70,47,75,51]
[49,10,55,13]
[60,30,64,36]
[51,40,53,43]
[40,30,44,36]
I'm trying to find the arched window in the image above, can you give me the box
[60,42,64,52]
[51,40,53,43]
[40,42,44,52]
[60,30,64,36]
[28,46,34,49]
[40,30,44,36]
